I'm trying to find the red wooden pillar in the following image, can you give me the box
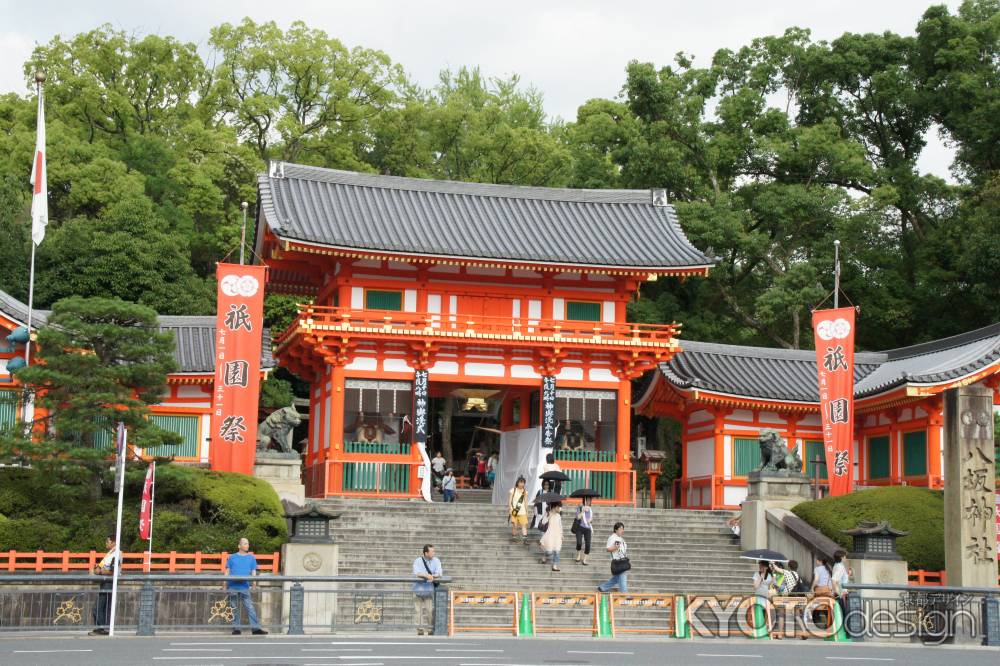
[712,408,727,509]
[615,382,631,503]
[327,364,346,496]
[888,410,900,485]
[925,397,943,488]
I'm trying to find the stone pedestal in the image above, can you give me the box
[254,453,305,505]
[944,386,998,588]
[850,558,908,598]
[282,542,339,633]
[741,472,812,551]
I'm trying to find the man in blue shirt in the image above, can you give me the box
[412,544,443,635]
[225,537,267,635]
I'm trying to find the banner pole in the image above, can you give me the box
[147,461,156,572]
[109,423,127,637]
[240,201,248,265]
[833,240,840,309]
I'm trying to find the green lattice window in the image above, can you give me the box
[566,301,601,322]
[804,440,824,479]
[150,414,200,458]
[560,469,615,498]
[365,290,402,311]
[868,436,890,480]
[733,437,761,477]
[902,430,927,477]
[0,390,18,431]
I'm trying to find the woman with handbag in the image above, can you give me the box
[539,503,564,571]
[573,497,594,565]
[508,476,529,544]
[597,522,629,593]
[809,556,835,632]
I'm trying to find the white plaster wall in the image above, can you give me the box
[351,287,364,309]
[602,301,615,323]
[758,412,785,424]
[465,362,505,377]
[723,435,733,479]
[429,361,459,375]
[552,298,565,320]
[724,486,748,506]
[511,365,540,379]
[200,416,211,463]
[383,358,412,373]
[176,385,207,399]
[687,437,714,477]
[733,409,754,422]
[346,357,377,371]
[403,289,417,312]
[556,366,584,381]
[799,414,822,427]
[588,368,617,383]
[689,409,713,424]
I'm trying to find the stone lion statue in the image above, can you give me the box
[756,428,803,475]
[257,405,302,453]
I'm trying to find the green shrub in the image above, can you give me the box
[0,464,287,555]
[792,486,944,571]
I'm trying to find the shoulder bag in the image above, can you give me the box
[611,556,631,575]
[421,557,440,588]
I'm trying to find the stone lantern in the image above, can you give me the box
[640,450,667,507]
[841,521,909,560]
[285,502,340,544]
[281,501,341,631]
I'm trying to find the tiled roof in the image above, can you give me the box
[656,322,1000,403]
[257,162,714,270]
[1,292,275,374]
[157,315,276,373]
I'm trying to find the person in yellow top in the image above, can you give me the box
[508,476,529,544]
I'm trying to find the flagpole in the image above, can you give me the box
[147,461,156,568]
[240,201,248,265]
[24,71,45,366]
[109,423,127,637]
[833,239,840,309]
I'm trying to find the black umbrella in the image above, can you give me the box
[740,548,789,563]
[539,470,571,482]
[536,492,565,504]
[569,488,601,499]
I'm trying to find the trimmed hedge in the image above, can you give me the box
[791,486,944,571]
[0,464,287,554]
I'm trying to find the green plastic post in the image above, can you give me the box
[674,596,690,639]
[751,599,770,640]
[826,600,850,642]
[597,594,613,637]
[518,593,534,637]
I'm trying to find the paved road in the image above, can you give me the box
[0,635,997,666]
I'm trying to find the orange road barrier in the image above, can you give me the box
[609,593,676,636]
[770,595,838,639]
[448,590,519,637]
[0,550,281,574]
[531,591,600,635]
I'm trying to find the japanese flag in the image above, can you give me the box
[29,85,47,245]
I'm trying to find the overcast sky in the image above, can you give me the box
[0,0,961,179]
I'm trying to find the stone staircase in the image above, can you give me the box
[319,498,754,595]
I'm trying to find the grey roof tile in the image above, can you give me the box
[1,292,275,374]
[658,323,1000,403]
[257,162,714,270]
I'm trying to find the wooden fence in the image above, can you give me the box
[908,569,1000,586]
[0,550,281,573]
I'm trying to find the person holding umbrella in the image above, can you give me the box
[542,453,563,493]
[570,489,599,565]
[742,549,787,639]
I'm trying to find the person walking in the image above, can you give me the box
[88,534,119,636]
[810,556,835,631]
[412,544,442,635]
[225,537,268,635]
[466,453,478,488]
[539,503,564,571]
[752,560,776,637]
[475,452,488,488]
[542,453,563,494]
[597,522,629,593]
[431,451,446,489]
[532,479,552,531]
[486,452,498,488]
[573,497,594,565]
[508,476,529,544]
[832,550,853,623]
[441,468,457,502]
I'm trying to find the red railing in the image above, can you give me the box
[908,570,1000,586]
[278,304,681,348]
[673,475,747,510]
[1,550,281,574]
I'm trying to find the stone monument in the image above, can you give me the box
[842,521,910,594]
[943,385,998,588]
[281,501,341,632]
[742,429,811,550]
[253,405,305,504]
